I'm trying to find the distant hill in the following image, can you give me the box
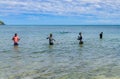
[0,20,5,25]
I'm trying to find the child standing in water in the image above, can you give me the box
[12,33,20,46]
[47,33,55,45]
[77,32,83,44]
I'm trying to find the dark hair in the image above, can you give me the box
[15,33,17,36]
[50,33,52,37]
[79,32,82,35]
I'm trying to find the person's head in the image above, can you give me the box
[50,33,52,37]
[101,32,103,34]
[15,33,17,36]
[79,32,82,35]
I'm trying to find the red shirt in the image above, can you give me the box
[13,36,20,43]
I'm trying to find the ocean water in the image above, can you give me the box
[0,25,120,79]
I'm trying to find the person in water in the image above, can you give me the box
[77,32,83,44]
[47,33,55,45]
[99,32,103,39]
[12,33,20,46]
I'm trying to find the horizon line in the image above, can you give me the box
[2,24,120,26]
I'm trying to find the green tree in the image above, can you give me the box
[0,20,5,25]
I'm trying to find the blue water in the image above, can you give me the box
[0,25,120,79]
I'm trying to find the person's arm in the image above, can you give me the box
[12,37,14,40]
[18,37,20,41]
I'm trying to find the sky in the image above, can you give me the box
[0,0,120,25]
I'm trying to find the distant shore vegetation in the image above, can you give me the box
[0,20,5,25]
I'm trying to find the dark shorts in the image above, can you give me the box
[49,42,54,45]
[14,43,18,46]
[79,41,83,44]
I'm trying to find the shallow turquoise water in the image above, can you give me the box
[0,25,120,79]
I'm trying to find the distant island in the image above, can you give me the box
[0,20,5,25]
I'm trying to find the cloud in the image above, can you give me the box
[0,0,120,19]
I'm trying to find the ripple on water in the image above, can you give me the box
[57,73,120,79]
[58,31,71,34]
[32,50,49,54]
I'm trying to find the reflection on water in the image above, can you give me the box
[79,43,83,47]
[13,45,19,52]
[0,25,120,79]
[49,45,53,49]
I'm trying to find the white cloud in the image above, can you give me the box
[0,0,120,19]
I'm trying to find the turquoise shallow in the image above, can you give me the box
[0,25,120,79]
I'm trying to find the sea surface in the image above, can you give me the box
[0,25,120,79]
